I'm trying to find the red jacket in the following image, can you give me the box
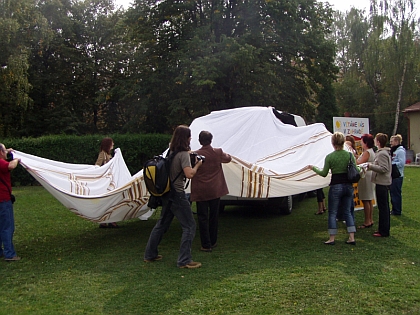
[190,145,231,202]
[0,159,12,202]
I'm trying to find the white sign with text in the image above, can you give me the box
[333,117,369,138]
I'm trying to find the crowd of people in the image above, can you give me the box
[0,127,408,265]
[308,131,406,245]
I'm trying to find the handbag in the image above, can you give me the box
[391,164,401,179]
[347,152,361,183]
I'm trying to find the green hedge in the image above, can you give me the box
[3,134,172,186]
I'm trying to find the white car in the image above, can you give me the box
[188,107,330,215]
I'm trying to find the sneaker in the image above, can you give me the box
[5,256,21,261]
[144,255,163,262]
[179,261,202,269]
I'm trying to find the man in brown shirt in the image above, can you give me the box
[190,131,231,252]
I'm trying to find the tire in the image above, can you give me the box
[268,196,293,215]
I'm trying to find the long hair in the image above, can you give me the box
[345,135,356,151]
[170,125,191,152]
[100,137,113,154]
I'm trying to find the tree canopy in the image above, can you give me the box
[0,0,418,138]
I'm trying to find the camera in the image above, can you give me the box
[190,152,205,167]
[6,152,13,162]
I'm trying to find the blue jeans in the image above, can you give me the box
[327,184,356,235]
[390,177,403,215]
[144,191,196,267]
[0,200,17,259]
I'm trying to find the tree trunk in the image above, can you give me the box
[392,60,407,136]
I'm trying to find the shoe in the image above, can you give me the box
[324,241,335,245]
[144,255,163,262]
[358,223,373,229]
[390,211,401,216]
[345,240,356,245]
[211,243,218,249]
[5,256,21,261]
[108,222,119,228]
[373,232,383,237]
[200,247,212,252]
[315,211,324,215]
[99,223,108,228]
[179,261,202,269]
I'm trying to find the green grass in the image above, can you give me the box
[1,167,420,314]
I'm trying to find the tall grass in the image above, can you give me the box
[1,167,420,314]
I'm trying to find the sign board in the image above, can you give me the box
[333,117,369,139]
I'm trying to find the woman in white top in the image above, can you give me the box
[356,134,376,228]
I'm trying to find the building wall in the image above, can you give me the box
[407,112,420,154]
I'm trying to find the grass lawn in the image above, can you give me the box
[1,167,420,314]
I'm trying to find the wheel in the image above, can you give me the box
[268,196,293,215]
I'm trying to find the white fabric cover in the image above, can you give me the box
[14,106,334,222]
[188,107,333,198]
[14,149,153,223]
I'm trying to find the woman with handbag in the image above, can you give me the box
[0,144,21,261]
[307,132,359,245]
[367,133,392,237]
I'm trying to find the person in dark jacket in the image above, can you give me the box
[190,131,231,252]
[389,134,406,216]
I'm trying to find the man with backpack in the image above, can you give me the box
[144,125,203,269]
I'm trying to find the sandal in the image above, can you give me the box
[315,211,324,215]
[358,223,373,229]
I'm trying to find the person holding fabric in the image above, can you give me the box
[315,188,327,215]
[0,144,21,261]
[367,133,392,237]
[307,132,358,245]
[356,134,376,229]
[345,135,358,158]
[144,125,203,269]
[389,134,406,216]
[190,131,231,252]
[95,137,114,167]
[95,137,118,228]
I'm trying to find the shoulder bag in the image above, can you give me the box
[347,152,361,183]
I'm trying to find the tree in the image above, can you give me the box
[124,0,338,131]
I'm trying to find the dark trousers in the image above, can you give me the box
[376,184,390,237]
[390,177,403,215]
[196,198,220,248]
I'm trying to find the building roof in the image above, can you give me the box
[403,102,420,113]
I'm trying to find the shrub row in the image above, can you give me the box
[3,134,172,186]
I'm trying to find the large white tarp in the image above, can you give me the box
[188,106,333,198]
[14,106,334,222]
[14,149,153,223]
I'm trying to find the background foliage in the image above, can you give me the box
[0,0,419,139]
